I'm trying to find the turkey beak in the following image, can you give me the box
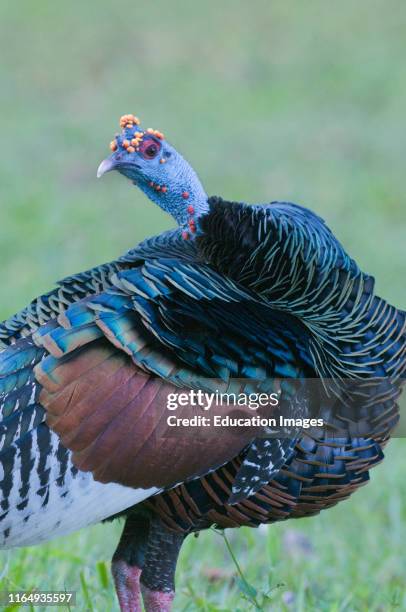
[97,157,116,178]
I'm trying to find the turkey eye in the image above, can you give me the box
[145,144,157,157]
[140,139,160,160]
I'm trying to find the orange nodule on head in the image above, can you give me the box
[107,113,166,154]
[146,128,165,140]
[119,114,141,129]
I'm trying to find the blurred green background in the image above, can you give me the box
[0,1,405,610]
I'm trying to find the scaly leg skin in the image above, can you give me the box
[111,514,150,612]
[140,586,175,612]
[140,518,186,612]
[112,562,143,612]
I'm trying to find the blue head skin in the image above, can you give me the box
[97,114,208,237]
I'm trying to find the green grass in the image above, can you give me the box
[0,1,405,610]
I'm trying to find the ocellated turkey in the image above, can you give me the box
[0,113,405,612]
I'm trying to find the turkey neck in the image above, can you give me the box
[135,171,209,240]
